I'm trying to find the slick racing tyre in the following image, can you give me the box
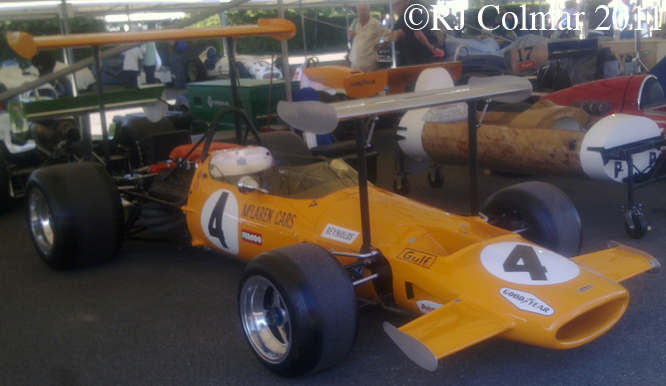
[26,162,124,269]
[0,145,12,213]
[239,244,357,377]
[482,181,582,257]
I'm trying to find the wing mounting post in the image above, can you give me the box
[227,38,243,143]
[355,117,373,253]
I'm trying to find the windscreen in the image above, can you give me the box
[211,158,360,199]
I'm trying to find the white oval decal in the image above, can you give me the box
[201,189,239,254]
[500,287,554,316]
[416,300,443,314]
[481,242,579,285]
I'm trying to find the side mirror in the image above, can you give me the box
[237,176,268,194]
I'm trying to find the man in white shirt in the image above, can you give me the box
[348,2,391,73]
[121,46,143,88]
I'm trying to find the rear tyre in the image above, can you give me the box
[0,146,12,213]
[239,244,357,377]
[482,181,582,257]
[26,162,124,269]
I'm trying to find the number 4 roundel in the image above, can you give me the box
[201,189,239,254]
[480,242,579,285]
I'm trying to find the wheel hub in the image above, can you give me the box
[265,307,285,327]
[240,275,291,364]
[28,189,54,256]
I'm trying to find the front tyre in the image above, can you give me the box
[26,162,124,269]
[239,244,357,377]
[482,181,582,257]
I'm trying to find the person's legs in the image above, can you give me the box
[121,70,139,89]
[171,54,186,89]
[144,65,156,84]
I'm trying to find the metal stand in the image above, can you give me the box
[588,136,666,238]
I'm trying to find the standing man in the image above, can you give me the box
[169,41,187,90]
[348,2,391,73]
[141,41,158,84]
[393,0,443,66]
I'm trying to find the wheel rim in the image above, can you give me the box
[28,188,54,255]
[488,207,547,248]
[240,275,291,364]
[187,62,197,81]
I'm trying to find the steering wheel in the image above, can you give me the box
[305,57,319,68]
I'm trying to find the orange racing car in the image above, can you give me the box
[25,75,660,378]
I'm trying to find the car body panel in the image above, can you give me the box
[541,74,666,130]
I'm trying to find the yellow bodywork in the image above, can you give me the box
[299,62,463,99]
[182,151,659,369]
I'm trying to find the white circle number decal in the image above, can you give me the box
[201,189,239,254]
[481,242,579,285]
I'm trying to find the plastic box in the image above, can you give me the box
[186,79,300,133]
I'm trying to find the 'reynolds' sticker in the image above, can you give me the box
[321,224,359,244]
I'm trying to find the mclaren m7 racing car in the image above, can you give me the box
[25,76,660,378]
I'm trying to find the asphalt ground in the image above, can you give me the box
[1,128,665,386]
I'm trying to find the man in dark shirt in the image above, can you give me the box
[392,0,443,65]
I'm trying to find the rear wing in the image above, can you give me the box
[279,73,532,134]
[7,19,295,59]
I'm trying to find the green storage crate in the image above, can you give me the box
[187,79,300,133]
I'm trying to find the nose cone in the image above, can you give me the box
[476,240,631,349]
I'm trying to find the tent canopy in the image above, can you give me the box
[0,0,391,21]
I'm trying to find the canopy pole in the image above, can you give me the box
[345,3,350,29]
[227,38,243,143]
[277,0,292,101]
[92,46,110,166]
[59,0,77,96]
[220,11,229,59]
[300,0,308,61]
[388,0,396,68]
[467,100,479,216]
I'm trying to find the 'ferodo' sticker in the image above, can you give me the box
[201,189,239,254]
[480,242,579,285]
